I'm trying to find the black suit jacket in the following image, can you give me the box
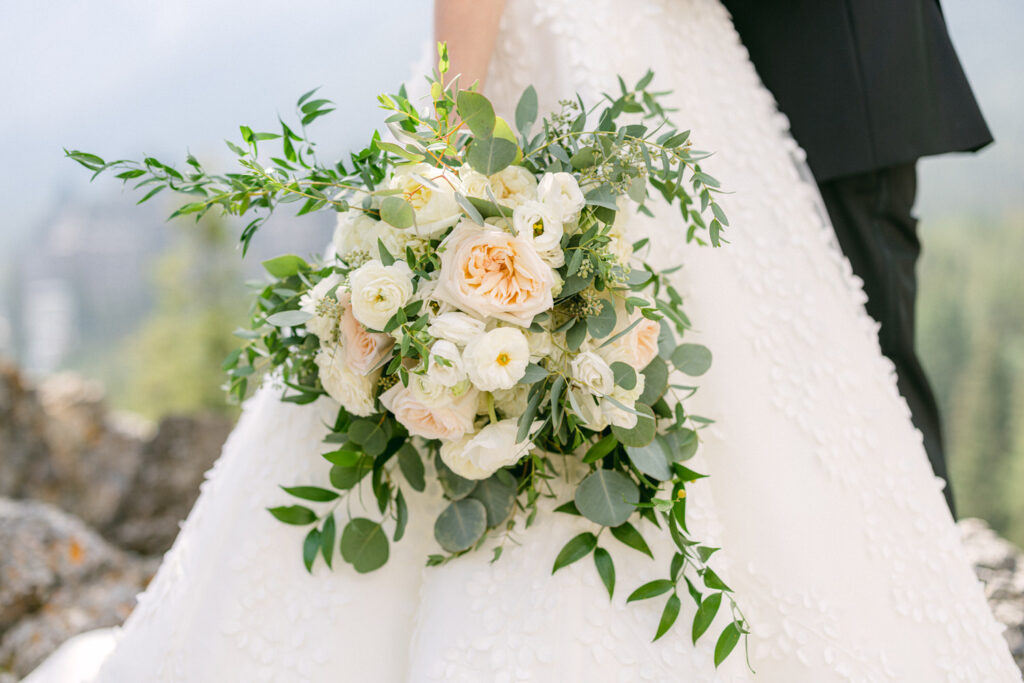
[722,0,993,181]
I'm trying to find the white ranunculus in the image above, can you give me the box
[388,163,463,237]
[379,383,478,441]
[332,212,379,261]
[315,345,378,417]
[492,384,529,418]
[428,340,466,387]
[439,418,537,480]
[601,374,647,429]
[513,200,565,266]
[538,172,585,222]
[299,273,344,341]
[427,311,487,346]
[347,260,414,331]
[434,221,555,327]
[464,327,530,391]
[571,351,615,396]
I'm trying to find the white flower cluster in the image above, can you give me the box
[310,162,657,481]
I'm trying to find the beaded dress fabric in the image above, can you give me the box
[25,0,1021,681]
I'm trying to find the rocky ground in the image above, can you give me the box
[0,361,1022,678]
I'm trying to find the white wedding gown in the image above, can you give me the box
[26,0,1022,681]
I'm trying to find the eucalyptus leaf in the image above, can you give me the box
[574,469,639,527]
[625,440,672,481]
[467,136,517,175]
[514,85,538,137]
[611,404,656,447]
[456,90,496,139]
[434,498,487,553]
[672,343,712,376]
[266,310,313,328]
[348,419,388,457]
[397,443,426,492]
[262,254,309,278]
[340,518,389,573]
[611,362,637,390]
[380,196,415,230]
[468,469,517,527]
[586,299,617,338]
[435,453,477,500]
[639,357,668,405]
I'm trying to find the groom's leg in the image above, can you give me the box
[817,163,956,518]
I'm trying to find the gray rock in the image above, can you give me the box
[0,498,156,677]
[960,517,1024,672]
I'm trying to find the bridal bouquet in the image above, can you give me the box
[68,45,747,665]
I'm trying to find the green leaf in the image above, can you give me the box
[583,433,618,464]
[434,498,487,553]
[280,485,339,502]
[714,622,741,668]
[702,568,731,591]
[303,528,321,573]
[654,593,682,641]
[380,196,415,229]
[692,591,721,644]
[639,357,668,405]
[554,501,580,515]
[466,196,511,219]
[627,579,674,603]
[565,318,588,351]
[586,299,617,338]
[435,453,477,500]
[348,419,388,457]
[393,488,409,542]
[611,362,637,390]
[467,136,517,175]
[262,254,309,278]
[514,85,538,137]
[456,90,496,138]
[584,184,618,210]
[378,238,396,266]
[340,518,389,573]
[671,343,712,376]
[593,547,616,599]
[468,469,517,527]
[320,513,336,568]
[266,310,313,328]
[518,362,548,385]
[552,532,597,574]
[574,469,639,527]
[267,505,316,525]
[397,443,426,492]
[322,449,362,467]
[454,192,485,226]
[611,403,656,447]
[625,440,672,481]
[610,521,654,558]
[329,456,372,490]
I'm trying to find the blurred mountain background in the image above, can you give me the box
[0,0,1021,547]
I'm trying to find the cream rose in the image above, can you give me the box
[315,345,378,417]
[439,418,537,480]
[337,292,394,376]
[601,374,647,429]
[389,163,462,236]
[492,384,529,418]
[464,327,530,391]
[607,197,636,266]
[571,388,608,431]
[571,350,615,396]
[348,260,414,331]
[538,172,585,222]
[427,340,467,387]
[426,311,486,346]
[434,221,555,327]
[513,200,565,267]
[487,165,538,207]
[299,273,344,341]
[379,383,478,441]
[332,212,379,262]
[599,304,661,370]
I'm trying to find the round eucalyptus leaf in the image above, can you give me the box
[467,136,517,176]
[340,518,389,573]
[469,469,517,527]
[434,498,488,553]
[379,196,415,230]
[434,453,477,500]
[625,440,672,481]
[671,343,712,376]
[639,357,668,405]
[574,469,640,527]
[612,404,657,447]
[662,429,698,462]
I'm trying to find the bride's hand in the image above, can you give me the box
[434,0,507,92]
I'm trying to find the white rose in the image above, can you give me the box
[299,273,344,341]
[379,383,478,441]
[492,384,529,418]
[571,351,615,396]
[373,221,424,260]
[525,329,554,361]
[513,200,565,267]
[388,163,462,237]
[487,165,538,207]
[570,388,608,431]
[348,260,414,331]
[427,311,487,346]
[458,167,491,199]
[409,373,452,407]
[439,419,537,480]
[434,221,555,327]
[607,198,636,266]
[332,212,379,261]
[601,374,647,429]
[538,172,585,222]
[315,345,378,417]
[428,340,467,387]
[464,327,530,391]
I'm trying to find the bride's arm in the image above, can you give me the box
[434,0,507,91]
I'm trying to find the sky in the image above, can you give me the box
[0,0,1021,254]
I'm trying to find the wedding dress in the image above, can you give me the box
[25,0,1022,681]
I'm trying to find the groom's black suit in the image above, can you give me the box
[723,0,993,517]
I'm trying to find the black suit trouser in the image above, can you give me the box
[817,163,956,518]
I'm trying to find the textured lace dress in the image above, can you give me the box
[25,0,1022,681]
